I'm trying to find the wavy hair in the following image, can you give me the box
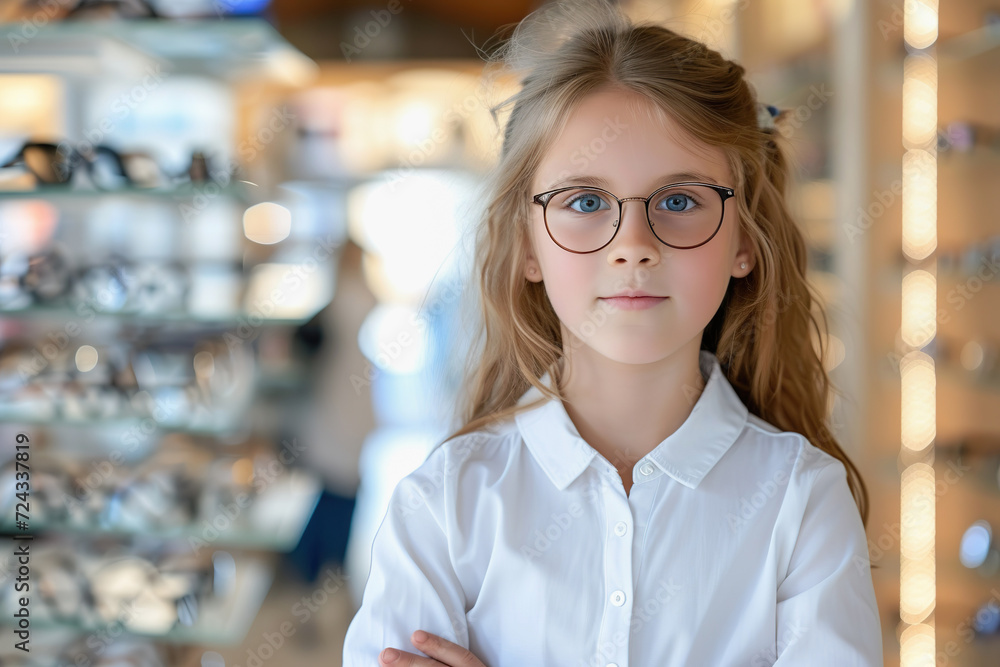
[437,0,869,529]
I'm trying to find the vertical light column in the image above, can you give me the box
[898,1,938,664]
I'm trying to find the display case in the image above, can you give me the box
[0,15,338,664]
[900,1,1000,664]
[864,0,1000,665]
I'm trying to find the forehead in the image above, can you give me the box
[534,88,731,192]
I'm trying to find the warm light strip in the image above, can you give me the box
[903,0,939,51]
[901,269,936,348]
[900,351,936,451]
[899,461,936,625]
[901,148,937,260]
[900,0,938,662]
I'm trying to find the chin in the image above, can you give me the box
[588,339,675,366]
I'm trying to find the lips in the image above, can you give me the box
[599,295,668,311]
[604,290,662,298]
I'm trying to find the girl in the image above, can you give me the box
[343,0,883,665]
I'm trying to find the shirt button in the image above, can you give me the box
[613,521,627,536]
[610,590,626,606]
[639,462,654,476]
[607,664,619,667]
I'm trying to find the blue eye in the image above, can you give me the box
[659,193,696,212]
[565,191,611,214]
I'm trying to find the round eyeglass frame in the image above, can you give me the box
[531,181,736,254]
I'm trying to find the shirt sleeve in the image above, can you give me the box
[772,457,884,666]
[342,446,469,666]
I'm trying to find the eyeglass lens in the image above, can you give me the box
[542,184,724,252]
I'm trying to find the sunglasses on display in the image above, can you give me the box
[0,142,227,191]
[65,0,161,19]
[0,544,221,634]
[0,336,255,426]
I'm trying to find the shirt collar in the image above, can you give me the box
[514,350,749,491]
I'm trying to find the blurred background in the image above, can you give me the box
[0,0,995,665]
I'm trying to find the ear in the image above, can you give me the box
[732,228,756,278]
[524,252,543,283]
[524,234,543,283]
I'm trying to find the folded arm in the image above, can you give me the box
[343,447,474,666]
[770,459,884,666]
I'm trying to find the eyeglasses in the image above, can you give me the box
[531,181,735,253]
[65,0,161,19]
[0,141,228,191]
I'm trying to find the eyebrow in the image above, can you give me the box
[544,171,722,191]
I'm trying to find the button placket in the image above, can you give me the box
[598,477,633,667]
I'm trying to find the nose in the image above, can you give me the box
[607,198,661,266]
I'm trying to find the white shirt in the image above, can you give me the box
[343,350,884,666]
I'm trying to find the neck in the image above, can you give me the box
[555,336,707,474]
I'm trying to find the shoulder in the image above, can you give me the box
[384,421,521,532]
[739,418,859,550]
[429,420,520,469]
[742,412,844,479]
[395,421,522,499]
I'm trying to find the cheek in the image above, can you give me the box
[669,252,732,309]
[540,255,595,319]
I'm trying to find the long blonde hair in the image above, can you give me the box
[438,0,868,528]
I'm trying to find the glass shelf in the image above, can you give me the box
[0,302,326,328]
[0,182,253,202]
[876,348,1000,395]
[257,365,311,393]
[0,469,322,551]
[940,21,1000,63]
[0,548,275,646]
[0,18,317,84]
[0,409,249,435]
[939,361,1000,394]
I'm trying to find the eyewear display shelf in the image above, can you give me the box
[865,4,1000,666]
[914,8,1000,664]
[0,17,326,665]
